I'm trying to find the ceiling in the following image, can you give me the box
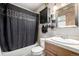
[12,3,43,12]
[11,3,69,13]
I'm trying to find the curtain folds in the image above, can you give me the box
[0,4,38,52]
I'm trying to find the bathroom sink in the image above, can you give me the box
[51,37,79,45]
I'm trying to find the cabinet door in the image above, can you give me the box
[45,50,56,56]
[45,42,58,56]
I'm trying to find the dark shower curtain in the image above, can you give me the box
[0,4,39,52]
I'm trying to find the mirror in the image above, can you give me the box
[56,3,78,28]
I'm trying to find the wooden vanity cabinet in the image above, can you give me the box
[45,42,79,56]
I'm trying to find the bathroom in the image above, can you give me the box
[0,3,79,56]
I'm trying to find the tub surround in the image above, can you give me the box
[2,43,38,56]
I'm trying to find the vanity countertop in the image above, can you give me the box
[45,38,79,54]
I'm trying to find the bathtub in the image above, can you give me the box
[1,43,38,56]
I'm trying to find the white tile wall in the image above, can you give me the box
[40,24,79,40]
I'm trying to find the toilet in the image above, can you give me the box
[31,38,45,56]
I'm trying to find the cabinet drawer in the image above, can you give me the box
[45,42,59,52]
[45,50,56,56]
[45,48,57,56]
